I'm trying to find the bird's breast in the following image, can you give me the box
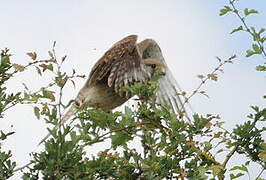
[82,83,129,111]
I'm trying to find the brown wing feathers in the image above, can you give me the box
[89,35,185,115]
[88,35,149,93]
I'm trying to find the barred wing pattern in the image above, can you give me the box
[156,69,185,115]
[87,35,150,92]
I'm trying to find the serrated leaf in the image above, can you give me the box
[111,132,133,149]
[34,107,40,119]
[56,77,68,88]
[230,26,243,34]
[47,64,54,71]
[219,6,232,16]
[12,63,25,72]
[207,73,218,81]
[252,44,262,54]
[244,8,258,16]
[26,52,37,60]
[42,89,55,101]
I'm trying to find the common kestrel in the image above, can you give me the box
[39,35,186,145]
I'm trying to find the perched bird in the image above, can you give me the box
[38,35,186,145]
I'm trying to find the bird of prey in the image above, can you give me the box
[39,35,186,145]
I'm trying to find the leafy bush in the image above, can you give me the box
[1,1,266,179]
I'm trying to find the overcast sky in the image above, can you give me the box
[1,0,266,179]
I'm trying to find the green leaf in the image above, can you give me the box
[252,44,262,54]
[208,165,224,175]
[0,131,15,140]
[120,106,134,126]
[258,150,266,162]
[39,63,53,72]
[47,64,54,71]
[230,165,248,172]
[12,63,25,72]
[111,132,133,149]
[230,26,243,34]
[1,55,10,66]
[246,44,262,57]
[42,89,55,101]
[244,8,258,16]
[260,37,266,43]
[246,49,256,57]
[34,106,40,119]
[61,55,67,62]
[259,28,265,34]
[256,65,266,71]
[230,173,244,179]
[55,77,68,88]
[219,6,232,16]
[256,178,266,180]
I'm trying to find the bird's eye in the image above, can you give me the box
[151,64,156,68]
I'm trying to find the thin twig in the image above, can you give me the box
[229,0,266,58]
[2,82,56,112]
[9,59,56,78]
[256,168,265,179]
[222,116,260,168]
[80,121,152,148]
[13,162,32,172]
[182,55,236,107]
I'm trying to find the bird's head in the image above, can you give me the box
[138,39,167,76]
[143,58,166,76]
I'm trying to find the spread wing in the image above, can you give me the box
[156,69,186,116]
[87,35,150,92]
[138,39,187,117]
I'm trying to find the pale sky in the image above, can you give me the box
[1,0,266,179]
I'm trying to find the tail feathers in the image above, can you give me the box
[38,105,77,146]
